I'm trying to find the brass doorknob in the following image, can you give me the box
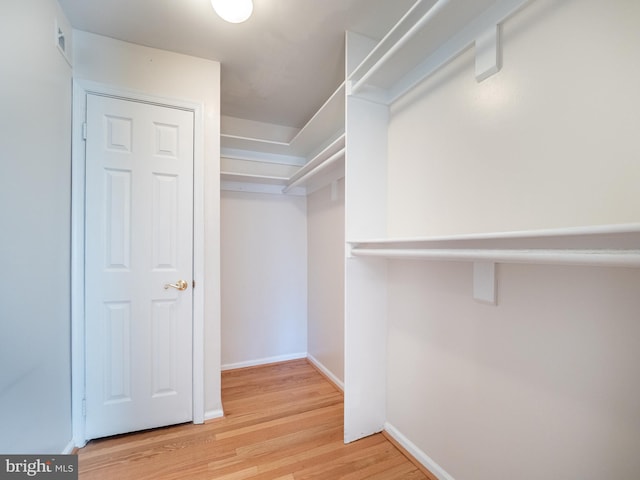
[164,280,188,291]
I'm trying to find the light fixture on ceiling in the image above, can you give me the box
[211,0,254,23]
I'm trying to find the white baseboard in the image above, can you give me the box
[204,408,224,421]
[306,354,344,392]
[221,352,307,371]
[61,440,75,454]
[384,422,455,480]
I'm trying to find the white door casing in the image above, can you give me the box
[84,94,194,440]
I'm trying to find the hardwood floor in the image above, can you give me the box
[78,359,433,479]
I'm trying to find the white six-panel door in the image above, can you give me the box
[84,94,194,440]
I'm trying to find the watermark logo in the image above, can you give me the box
[0,456,77,480]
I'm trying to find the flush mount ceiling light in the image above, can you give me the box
[211,0,254,23]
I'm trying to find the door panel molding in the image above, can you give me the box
[71,80,206,447]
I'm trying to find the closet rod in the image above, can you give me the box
[282,148,345,194]
[350,0,451,95]
[350,248,640,268]
[286,134,345,186]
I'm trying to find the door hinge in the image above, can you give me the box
[82,122,87,140]
[192,280,196,289]
[82,398,87,417]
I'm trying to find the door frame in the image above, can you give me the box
[70,80,206,447]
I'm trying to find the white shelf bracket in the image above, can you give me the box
[345,80,354,96]
[473,261,497,305]
[475,24,501,82]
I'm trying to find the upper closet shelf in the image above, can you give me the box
[221,82,345,164]
[221,82,346,195]
[349,224,640,268]
[220,135,345,196]
[220,172,289,185]
[347,0,532,104]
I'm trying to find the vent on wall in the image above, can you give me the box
[54,17,71,66]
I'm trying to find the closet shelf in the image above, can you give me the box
[283,148,344,194]
[220,82,346,195]
[347,0,532,104]
[220,172,289,186]
[221,82,345,161]
[221,138,345,195]
[350,248,640,268]
[348,224,640,268]
[283,135,345,194]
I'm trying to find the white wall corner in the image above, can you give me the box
[473,261,497,305]
[475,24,501,82]
[384,422,456,480]
[307,354,345,392]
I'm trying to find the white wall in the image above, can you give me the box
[384,0,640,478]
[0,0,73,453]
[387,262,640,480]
[307,180,345,386]
[73,31,223,416]
[220,191,308,368]
[388,0,640,238]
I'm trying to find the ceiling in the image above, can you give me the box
[59,0,416,129]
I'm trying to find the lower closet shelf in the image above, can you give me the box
[349,223,640,268]
[349,247,640,268]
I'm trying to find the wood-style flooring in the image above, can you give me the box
[78,359,433,479]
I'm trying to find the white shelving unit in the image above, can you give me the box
[220,0,638,451]
[347,0,532,104]
[220,83,346,195]
[342,0,637,446]
[351,245,640,267]
[349,224,640,266]
[349,225,640,306]
[283,134,345,194]
[221,0,532,195]
[219,143,345,196]
[344,30,389,444]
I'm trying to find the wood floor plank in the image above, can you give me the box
[77,359,431,479]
